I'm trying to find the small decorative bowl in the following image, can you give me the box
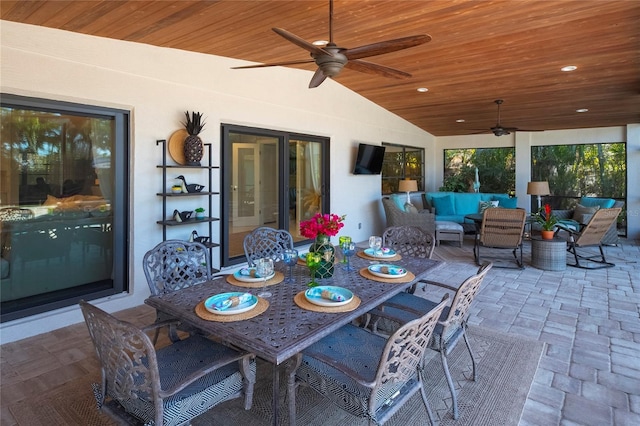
[171,187,182,194]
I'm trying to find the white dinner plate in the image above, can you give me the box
[204,292,258,315]
[304,286,354,307]
[233,267,275,283]
[364,248,397,258]
[367,264,408,279]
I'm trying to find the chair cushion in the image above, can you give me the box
[404,202,418,213]
[573,203,600,224]
[389,193,406,211]
[579,197,615,209]
[431,195,455,216]
[493,195,518,209]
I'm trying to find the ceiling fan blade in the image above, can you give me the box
[272,27,332,57]
[345,59,412,79]
[309,68,328,88]
[232,59,314,69]
[344,34,431,60]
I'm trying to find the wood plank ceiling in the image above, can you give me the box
[2,0,639,137]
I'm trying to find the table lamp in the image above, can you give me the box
[527,181,550,210]
[398,179,418,205]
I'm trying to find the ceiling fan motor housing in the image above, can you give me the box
[313,47,347,77]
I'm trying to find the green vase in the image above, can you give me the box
[310,235,335,278]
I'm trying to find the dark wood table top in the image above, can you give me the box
[145,253,444,365]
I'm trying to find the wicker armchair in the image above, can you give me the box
[143,240,212,342]
[80,300,256,426]
[368,262,492,419]
[381,197,435,235]
[474,208,526,268]
[287,296,449,426]
[559,207,622,269]
[243,226,294,266]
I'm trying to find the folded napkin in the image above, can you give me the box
[378,265,405,275]
[380,247,392,254]
[213,293,253,311]
[239,268,261,278]
[307,288,345,302]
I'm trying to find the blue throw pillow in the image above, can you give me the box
[389,194,406,211]
[580,197,615,209]
[493,195,517,209]
[432,195,455,216]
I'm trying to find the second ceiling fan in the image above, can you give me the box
[232,0,431,88]
[473,100,543,137]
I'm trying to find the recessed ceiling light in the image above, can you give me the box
[312,40,328,46]
[416,87,429,92]
[576,108,589,113]
[561,65,577,72]
[456,119,465,123]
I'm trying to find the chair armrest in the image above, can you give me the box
[302,346,377,388]
[141,319,182,334]
[419,279,458,292]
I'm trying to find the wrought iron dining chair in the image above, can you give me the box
[474,207,526,268]
[559,207,622,269]
[79,300,256,426]
[142,240,212,342]
[243,226,294,266]
[287,296,449,426]
[382,225,436,294]
[368,262,492,419]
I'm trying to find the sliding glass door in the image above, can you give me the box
[221,125,329,266]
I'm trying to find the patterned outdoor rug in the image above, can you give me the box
[8,326,543,426]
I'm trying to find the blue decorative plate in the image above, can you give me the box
[204,292,258,315]
[233,267,275,283]
[367,264,407,279]
[364,248,396,258]
[304,286,354,307]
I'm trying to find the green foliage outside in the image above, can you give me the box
[442,148,515,193]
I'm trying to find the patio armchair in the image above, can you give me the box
[382,225,435,294]
[287,296,449,426]
[558,207,622,269]
[368,262,493,419]
[243,226,294,266]
[474,207,526,268]
[381,197,435,235]
[142,240,212,342]
[79,300,256,426]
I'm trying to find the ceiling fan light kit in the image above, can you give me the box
[232,0,430,88]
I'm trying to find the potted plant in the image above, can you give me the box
[535,203,558,239]
[195,207,205,220]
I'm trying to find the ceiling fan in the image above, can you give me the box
[473,99,543,136]
[232,0,431,88]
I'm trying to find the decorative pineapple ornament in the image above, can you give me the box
[182,111,205,166]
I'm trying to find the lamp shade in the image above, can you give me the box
[398,179,418,192]
[526,181,550,196]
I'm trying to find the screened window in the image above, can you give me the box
[221,124,330,266]
[381,143,424,194]
[0,94,129,322]
[442,148,515,193]
[531,143,626,236]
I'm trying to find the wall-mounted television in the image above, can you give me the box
[353,143,386,175]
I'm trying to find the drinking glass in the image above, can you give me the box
[338,236,352,263]
[282,249,298,283]
[306,252,322,287]
[369,236,382,256]
[341,241,356,271]
[256,257,274,298]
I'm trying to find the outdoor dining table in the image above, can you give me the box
[145,250,444,425]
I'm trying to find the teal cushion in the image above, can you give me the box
[579,197,615,209]
[389,194,406,211]
[493,195,517,209]
[452,193,483,215]
[431,195,455,216]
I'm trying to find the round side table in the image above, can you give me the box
[531,237,567,271]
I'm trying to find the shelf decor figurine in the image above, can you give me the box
[182,111,205,166]
[175,175,204,193]
[195,207,205,220]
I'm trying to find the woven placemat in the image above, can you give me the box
[195,297,269,322]
[293,291,361,313]
[357,251,402,261]
[226,271,284,288]
[358,267,415,283]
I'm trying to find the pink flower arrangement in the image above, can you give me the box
[300,213,346,239]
